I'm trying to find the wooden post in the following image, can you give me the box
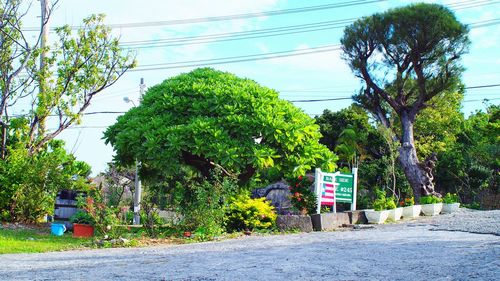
[351,167,358,211]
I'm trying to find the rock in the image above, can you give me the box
[251,181,292,214]
[276,215,313,232]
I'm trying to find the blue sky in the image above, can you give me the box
[24,0,499,175]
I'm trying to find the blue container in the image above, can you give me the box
[51,223,66,236]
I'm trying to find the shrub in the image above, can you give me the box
[385,197,397,209]
[77,189,122,238]
[420,195,443,204]
[0,140,91,223]
[401,197,415,207]
[69,211,94,225]
[225,192,277,232]
[443,193,460,204]
[287,175,317,214]
[373,189,386,211]
[173,170,238,240]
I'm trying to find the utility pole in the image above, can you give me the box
[38,0,50,134]
[133,78,145,225]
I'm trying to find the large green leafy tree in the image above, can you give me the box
[104,68,337,184]
[436,105,499,205]
[341,3,469,199]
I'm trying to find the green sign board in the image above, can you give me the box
[335,173,354,203]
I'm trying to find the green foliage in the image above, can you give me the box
[69,211,94,225]
[420,196,443,204]
[140,195,165,238]
[173,170,239,240]
[0,140,91,222]
[414,92,465,158]
[436,105,499,205]
[287,175,317,214]
[372,190,397,210]
[104,68,336,184]
[372,189,387,211]
[341,3,469,196]
[77,189,122,238]
[402,197,415,207]
[315,105,372,168]
[225,192,277,232]
[316,106,412,209]
[385,198,397,210]
[1,3,135,157]
[442,193,459,204]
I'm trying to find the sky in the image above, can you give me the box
[17,0,500,175]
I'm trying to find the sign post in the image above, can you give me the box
[315,168,358,213]
[314,168,339,214]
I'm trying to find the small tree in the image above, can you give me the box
[0,1,135,158]
[341,3,469,199]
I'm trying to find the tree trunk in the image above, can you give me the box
[397,111,438,202]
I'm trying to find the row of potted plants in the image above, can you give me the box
[365,192,461,224]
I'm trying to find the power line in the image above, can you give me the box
[122,16,498,72]
[118,15,500,50]
[121,20,354,49]
[465,83,500,89]
[130,45,341,72]
[22,0,386,31]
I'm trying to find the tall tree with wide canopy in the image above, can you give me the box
[341,3,469,199]
[104,68,336,184]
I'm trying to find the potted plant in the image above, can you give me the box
[365,190,389,224]
[441,193,460,214]
[70,211,95,238]
[386,197,403,221]
[420,195,443,216]
[402,197,421,218]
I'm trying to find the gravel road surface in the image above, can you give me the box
[1,209,499,281]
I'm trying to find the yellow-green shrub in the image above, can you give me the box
[225,193,277,231]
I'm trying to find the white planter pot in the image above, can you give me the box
[387,207,403,221]
[441,203,460,214]
[402,205,422,218]
[364,210,389,224]
[421,203,443,216]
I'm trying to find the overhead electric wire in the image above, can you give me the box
[129,45,341,72]
[22,0,386,31]
[121,19,354,49]
[122,15,498,72]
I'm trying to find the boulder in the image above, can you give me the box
[276,215,313,232]
[251,181,292,214]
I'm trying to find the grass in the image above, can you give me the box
[0,228,91,254]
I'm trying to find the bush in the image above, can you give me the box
[385,197,397,209]
[69,211,94,225]
[0,140,91,223]
[173,170,238,240]
[442,193,459,204]
[420,195,443,204]
[225,192,277,232]
[373,189,386,211]
[287,175,317,214]
[77,189,122,238]
[401,197,414,207]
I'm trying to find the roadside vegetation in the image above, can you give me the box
[0,2,497,254]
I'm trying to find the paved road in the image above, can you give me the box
[1,210,499,281]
